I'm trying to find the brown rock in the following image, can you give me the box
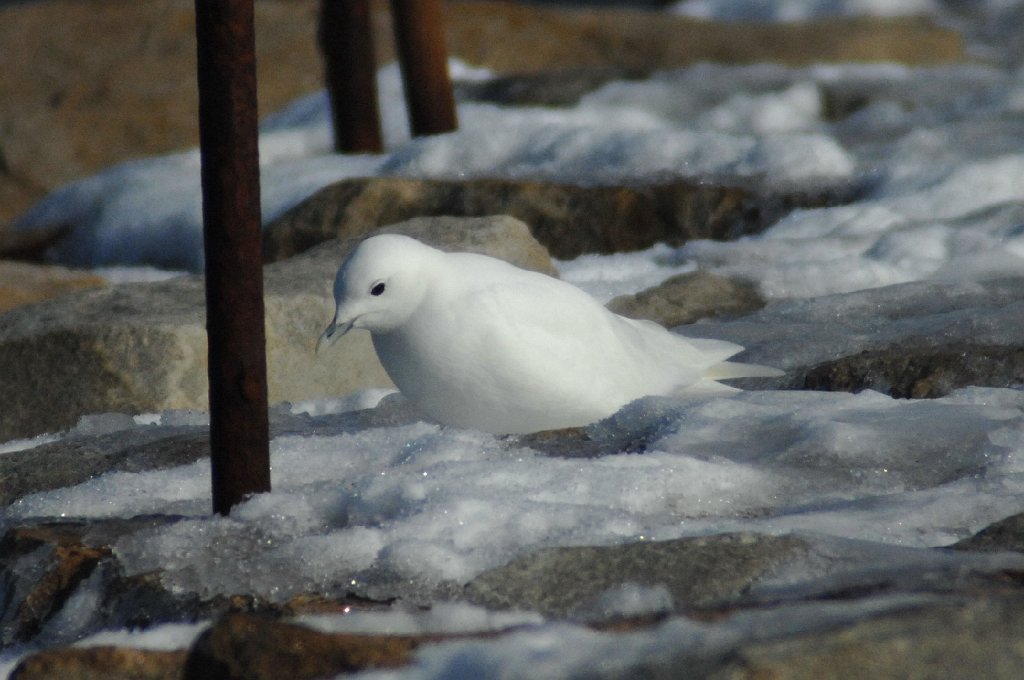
[801,344,1024,398]
[11,647,186,680]
[607,270,766,327]
[1,525,111,644]
[263,176,835,262]
[0,0,963,229]
[0,225,71,260]
[0,261,106,313]
[182,613,420,680]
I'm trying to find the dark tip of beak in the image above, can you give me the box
[316,319,354,354]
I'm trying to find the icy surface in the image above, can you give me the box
[6,386,1023,605]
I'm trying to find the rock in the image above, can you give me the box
[455,67,649,108]
[0,426,209,507]
[0,0,964,230]
[801,344,1024,398]
[263,176,841,263]
[0,225,72,261]
[0,525,110,646]
[951,512,1024,553]
[0,261,106,313]
[0,215,552,441]
[703,595,1024,680]
[182,613,420,680]
[373,214,558,277]
[0,518,195,647]
[10,647,186,680]
[0,516,402,662]
[607,270,766,327]
[679,278,1024,394]
[464,533,809,619]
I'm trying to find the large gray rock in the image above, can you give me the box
[801,343,1024,398]
[465,533,809,619]
[681,278,1024,394]
[262,176,842,263]
[607,270,766,328]
[0,215,551,442]
[702,595,1024,680]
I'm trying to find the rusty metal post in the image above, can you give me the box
[319,0,383,153]
[390,0,458,136]
[194,0,271,515]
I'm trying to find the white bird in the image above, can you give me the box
[318,234,782,434]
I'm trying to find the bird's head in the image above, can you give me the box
[317,234,436,352]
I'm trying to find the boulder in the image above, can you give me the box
[801,344,1024,398]
[10,647,186,680]
[703,596,1024,680]
[465,533,809,619]
[0,425,209,507]
[182,613,421,680]
[952,512,1024,553]
[0,215,550,442]
[607,270,766,327]
[262,176,841,262]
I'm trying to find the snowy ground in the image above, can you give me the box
[4,0,1024,676]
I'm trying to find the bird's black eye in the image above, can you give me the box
[370,281,386,296]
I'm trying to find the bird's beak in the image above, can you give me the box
[316,317,355,354]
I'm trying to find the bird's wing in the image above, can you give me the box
[440,268,710,404]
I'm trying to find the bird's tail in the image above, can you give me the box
[705,360,785,380]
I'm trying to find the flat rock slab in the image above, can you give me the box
[465,533,810,618]
[801,344,1024,398]
[263,176,847,262]
[607,270,766,327]
[0,215,546,442]
[684,277,1024,396]
[703,595,1024,680]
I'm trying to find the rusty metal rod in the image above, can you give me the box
[319,0,383,153]
[194,0,271,515]
[390,0,458,137]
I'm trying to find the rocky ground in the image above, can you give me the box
[4,1,1024,679]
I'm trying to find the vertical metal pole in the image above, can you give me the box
[195,0,271,515]
[319,0,383,153]
[390,0,458,136]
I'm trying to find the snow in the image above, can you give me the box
[671,0,940,21]
[6,386,1023,605]
[4,1,1024,677]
